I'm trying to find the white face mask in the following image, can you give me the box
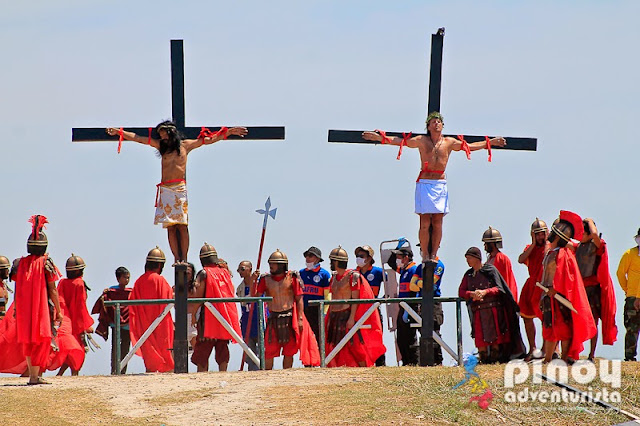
[396,258,405,269]
[305,262,316,270]
[355,257,366,267]
[635,236,640,246]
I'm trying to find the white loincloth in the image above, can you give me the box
[154,181,188,228]
[415,179,449,215]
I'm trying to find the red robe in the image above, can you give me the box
[553,248,597,359]
[47,297,86,372]
[201,266,241,341]
[488,251,518,303]
[0,304,28,373]
[57,278,94,337]
[129,271,174,372]
[15,255,59,369]
[518,244,546,319]
[91,286,133,340]
[326,270,386,367]
[595,240,617,345]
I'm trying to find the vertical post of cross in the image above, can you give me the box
[420,260,436,366]
[174,263,189,373]
[427,28,445,114]
[170,39,186,128]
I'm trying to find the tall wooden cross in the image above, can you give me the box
[327,28,537,367]
[327,28,536,150]
[72,39,285,145]
[72,40,285,374]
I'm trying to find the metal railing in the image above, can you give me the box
[104,296,272,374]
[309,296,464,367]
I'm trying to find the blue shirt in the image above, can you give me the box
[398,262,418,298]
[360,266,385,297]
[299,266,331,305]
[239,284,259,338]
[412,260,445,297]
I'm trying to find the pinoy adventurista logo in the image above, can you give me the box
[504,359,621,404]
[453,353,493,410]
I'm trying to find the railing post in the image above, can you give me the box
[257,300,266,370]
[173,264,189,373]
[319,301,326,367]
[114,303,121,375]
[456,298,463,364]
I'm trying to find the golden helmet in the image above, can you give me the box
[65,253,86,271]
[329,246,349,262]
[268,249,288,264]
[146,246,166,263]
[199,242,218,260]
[531,217,548,234]
[0,256,10,270]
[482,226,503,249]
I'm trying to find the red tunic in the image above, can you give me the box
[129,271,174,372]
[201,266,241,341]
[57,278,94,337]
[487,251,518,303]
[518,244,546,319]
[547,248,597,359]
[326,270,386,367]
[47,297,86,372]
[594,240,617,345]
[91,286,133,340]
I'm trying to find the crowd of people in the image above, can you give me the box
[1,211,640,383]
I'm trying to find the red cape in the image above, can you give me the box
[326,270,386,367]
[129,271,174,372]
[15,255,56,346]
[554,248,597,359]
[57,277,94,337]
[0,304,27,373]
[490,252,518,303]
[47,297,86,372]
[596,240,618,345]
[201,266,241,341]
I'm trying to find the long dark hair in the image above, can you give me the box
[156,120,183,156]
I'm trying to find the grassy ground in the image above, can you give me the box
[1,361,638,425]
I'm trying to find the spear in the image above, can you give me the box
[239,197,277,371]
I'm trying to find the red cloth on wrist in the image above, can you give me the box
[375,129,392,145]
[117,128,124,154]
[198,126,229,144]
[485,136,492,162]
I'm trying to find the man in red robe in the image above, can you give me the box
[517,218,549,361]
[325,247,385,367]
[574,217,617,361]
[55,254,94,376]
[92,267,133,374]
[189,243,241,372]
[253,249,320,369]
[9,215,63,384]
[540,210,597,363]
[129,247,174,373]
[482,226,518,303]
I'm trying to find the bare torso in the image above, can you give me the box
[541,249,558,289]
[330,272,354,312]
[263,275,294,312]
[415,135,456,180]
[161,145,189,182]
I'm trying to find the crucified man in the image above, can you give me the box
[362,112,505,261]
[106,121,247,263]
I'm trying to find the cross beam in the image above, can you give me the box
[327,28,536,151]
[72,40,285,143]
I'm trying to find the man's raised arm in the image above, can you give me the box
[106,128,160,149]
[362,131,422,148]
[184,127,248,153]
[451,136,506,152]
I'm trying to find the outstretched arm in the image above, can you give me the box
[183,127,248,153]
[106,128,160,150]
[451,136,506,152]
[362,131,422,148]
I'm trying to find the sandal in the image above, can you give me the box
[27,377,51,386]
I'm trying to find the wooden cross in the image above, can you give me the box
[72,40,285,146]
[327,28,536,151]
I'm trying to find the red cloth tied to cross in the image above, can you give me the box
[457,135,471,160]
[117,128,124,154]
[396,132,412,160]
[375,129,392,145]
[198,126,229,144]
[485,136,492,162]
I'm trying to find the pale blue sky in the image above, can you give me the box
[1,1,639,374]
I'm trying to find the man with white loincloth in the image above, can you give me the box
[106,122,248,263]
[363,112,506,261]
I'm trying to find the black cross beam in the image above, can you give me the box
[327,28,536,151]
[72,40,285,143]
